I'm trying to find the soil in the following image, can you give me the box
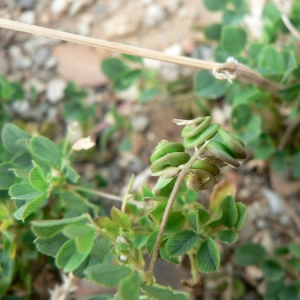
[1,1,300,299]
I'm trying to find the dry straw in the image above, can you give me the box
[0,18,282,94]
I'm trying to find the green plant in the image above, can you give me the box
[0,115,247,299]
[235,242,300,299]
[197,0,300,178]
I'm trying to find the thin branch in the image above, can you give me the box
[146,141,209,283]
[278,112,300,150]
[122,174,135,212]
[0,18,283,94]
[281,14,300,41]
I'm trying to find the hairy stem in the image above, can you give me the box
[188,252,198,284]
[146,141,209,283]
[0,18,282,95]
[122,174,135,212]
[68,184,144,208]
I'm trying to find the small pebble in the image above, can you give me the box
[17,0,36,10]
[18,11,35,24]
[145,4,166,27]
[46,78,67,103]
[131,115,149,133]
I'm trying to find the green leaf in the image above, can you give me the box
[14,193,46,221]
[165,230,199,256]
[231,104,252,131]
[258,46,285,75]
[288,243,300,259]
[165,212,185,234]
[279,283,300,300]
[30,136,61,164]
[113,69,143,91]
[221,195,238,228]
[63,224,95,253]
[282,51,297,81]
[235,203,247,230]
[60,190,97,215]
[141,283,189,300]
[196,238,220,273]
[2,123,30,153]
[222,10,243,25]
[195,71,227,99]
[85,264,131,287]
[111,207,131,230]
[229,0,248,14]
[56,238,90,272]
[122,54,143,63]
[235,243,266,266]
[97,216,119,238]
[119,273,141,300]
[160,246,180,264]
[271,150,289,173]
[29,162,48,192]
[142,185,155,198]
[65,160,80,183]
[292,150,300,179]
[151,200,167,223]
[86,295,111,300]
[101,58,129,80]
[217,229,239,245]
[239,115,262,144]
[35,233,68,257]
[73,235,111,279]
[203,0,228,11]
[0,163,18,190]
[264,281,285,300]
[261,259,284,281]
[32,215,89,238]
[279,84,300,102]
[197,208,211,225]
[221,26,247,55]
[9,182,43,200]
[146,230,158,254]
[204,24,222,41]
[139,88,160,102]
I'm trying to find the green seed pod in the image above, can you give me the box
[206,141,240,168]
[218,129,247,159]
[150,152,190,174]
[191,159,220,176]
[186,169,220,191]
[181,116,211,138]
[150,141,185,163]
[183,123,220,149]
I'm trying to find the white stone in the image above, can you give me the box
[46,78,67,103]
[51,0,70,14]
[18,11,35,24]
[145,4,166,27]
[262,188,285,215]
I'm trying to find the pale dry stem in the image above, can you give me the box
[0,18,282,95]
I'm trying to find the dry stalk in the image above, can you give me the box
[0,18,283,94]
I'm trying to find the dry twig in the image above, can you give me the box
[0,18,283,94]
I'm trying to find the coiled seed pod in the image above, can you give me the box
[186,159,221,191]
[191,159,220,176]
[218,129,247,159]
[150,141,190,176]
[181,116,220,149]
[206,141,240,168]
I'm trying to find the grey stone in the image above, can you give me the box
[17,0,36,10]
[145,4,167,27]
[131,115,149,133]
[33,47,51,68]
[18,11,35,24]
[262,188,285,215]
[0,51,9,75]
[46,78,67,103]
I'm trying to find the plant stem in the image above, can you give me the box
[68,184,144,208]
[0,18,282,94]
[188,252,198,284]
[146,141,209,283]
[122,175,135,212]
